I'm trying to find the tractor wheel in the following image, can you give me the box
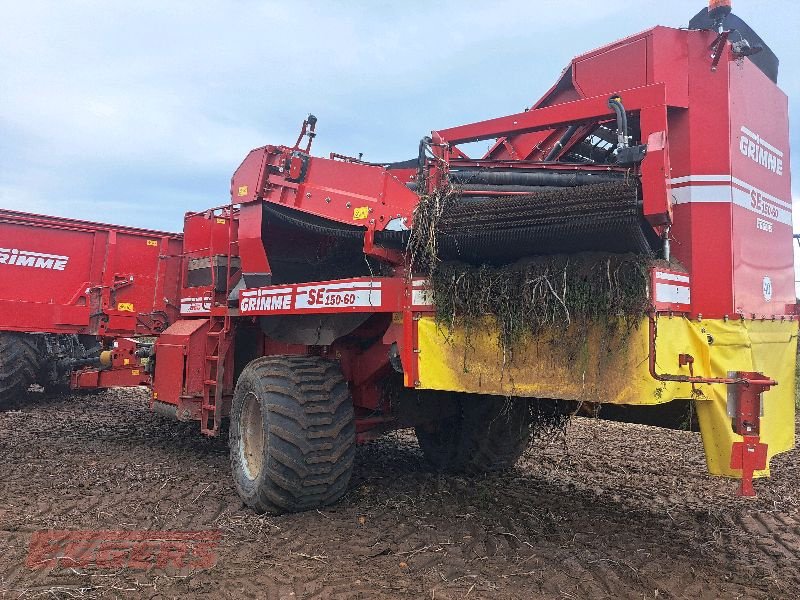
[0,332,42,410]
[415,394,531,474]
[229,355,355,514]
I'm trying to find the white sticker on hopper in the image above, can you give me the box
[655,283,690,305]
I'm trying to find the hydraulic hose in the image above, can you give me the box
[544,125,579,161]
[608,96,629,150]
[417,136,432,183]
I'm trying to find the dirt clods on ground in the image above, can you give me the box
[1,388,798,599]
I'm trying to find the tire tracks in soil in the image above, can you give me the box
[0,389,799,599]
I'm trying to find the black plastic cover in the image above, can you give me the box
[689,8,779,83]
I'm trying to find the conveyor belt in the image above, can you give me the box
[263,179,658,266]
[433,180,657,264]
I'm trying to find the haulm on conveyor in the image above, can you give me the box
[409,179,654,264]
[407,177,655,357]
[0,1,795,513]
[430,254,651,354]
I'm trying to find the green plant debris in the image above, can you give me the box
[408,183,652,364]
[406,183,460,277]
[431,253,650,350]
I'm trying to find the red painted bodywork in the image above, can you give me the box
[0,209,182,336]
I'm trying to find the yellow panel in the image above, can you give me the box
[416,316,797,477]
[694,319,797,477]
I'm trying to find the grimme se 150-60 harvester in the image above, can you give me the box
[0,2,795,512]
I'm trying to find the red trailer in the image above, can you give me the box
[0,1,795,512]
[0,209,181,399]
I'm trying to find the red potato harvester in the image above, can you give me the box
[0,2,794,512]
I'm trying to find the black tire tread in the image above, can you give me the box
[416,394,530,474]
[230,355,355,514]
[0,333,42,410]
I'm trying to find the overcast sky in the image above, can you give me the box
[1,1,798,237]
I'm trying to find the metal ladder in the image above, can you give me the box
[200,208,237,436]
[201,315,231,436]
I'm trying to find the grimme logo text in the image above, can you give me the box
[739,126,784,176]
[0,248,69,270]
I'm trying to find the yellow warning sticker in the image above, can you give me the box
[117,302,135,312]
[146,239,158,247]
[131,369,140,376]
[216,218,226,224]
[123,358,130,365]
[353,206,369,220]
[237,185,248,197]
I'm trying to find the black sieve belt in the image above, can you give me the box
[434,181,658,264]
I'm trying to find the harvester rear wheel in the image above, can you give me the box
[0,332,42,410]
[229,355,355,514]
[415,394,530,474]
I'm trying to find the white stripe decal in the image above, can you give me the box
[731,177,792,209]
[669,174,731,185]
[241,287,292,298]
[296,281,381,293]
[294,289,381,309]
[669,176,792,226]
[0,248,70,260]
[731,187,792,225]
[412,289,434,306]
[670,185,731,204]
[655,271,690,283]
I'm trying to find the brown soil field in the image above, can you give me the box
[1,388,798,599]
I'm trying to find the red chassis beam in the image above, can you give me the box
[433,83,674,226]
[239,276,433,403]
[433,83,669,145]
[72,366,150,390]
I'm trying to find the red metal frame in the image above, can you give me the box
[71,337,151,390]
[729,373,773,496]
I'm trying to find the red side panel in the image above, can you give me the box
[649,27,689,108]
[574,38,648,97]
[669,32,737,318]
[0,210,182,335]
[152,318,210,407]
[669,32,793,318]
[728,58,793,316]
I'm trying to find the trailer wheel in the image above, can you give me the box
[415,394,531,474]
[229,355,355,514]
[0,332,42,410]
